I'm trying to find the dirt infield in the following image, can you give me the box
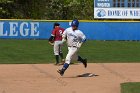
[0,63,140,93]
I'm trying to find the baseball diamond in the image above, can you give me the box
[0,63,139,93]
[0,39,140,93]
[1,0,140,93]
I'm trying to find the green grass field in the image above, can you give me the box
[1,39,140,93]
[1,39,140,64]
[121,82,140,93]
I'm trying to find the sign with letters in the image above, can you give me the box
[94,0,140,19]
[0,20,68,39]
[0,20,57,39]
[1,20,140,40]
[0,22,39,37]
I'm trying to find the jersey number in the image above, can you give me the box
[59,30,63,35]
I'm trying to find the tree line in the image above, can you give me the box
[0,0,94,20]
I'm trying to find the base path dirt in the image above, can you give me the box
[0,63,140,93]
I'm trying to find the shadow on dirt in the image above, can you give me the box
[76,73,99,77]
[63,73,99,78]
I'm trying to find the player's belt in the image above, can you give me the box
[68,46,77,48]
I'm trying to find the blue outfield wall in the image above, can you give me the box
[0,20,140,40]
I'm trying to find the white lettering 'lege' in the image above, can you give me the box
[30,22,39,36]
[0,22,8,36]
[20,22,29,36]
[9,22,18,36]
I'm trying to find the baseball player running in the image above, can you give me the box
[57,19,87,76]
[48,23,65,65]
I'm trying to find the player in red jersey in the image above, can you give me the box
[48,23,65,65]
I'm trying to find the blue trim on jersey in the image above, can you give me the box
[81,38,86,42]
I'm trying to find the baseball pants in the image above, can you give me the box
[54,41,63,55]
[65,47,79,64]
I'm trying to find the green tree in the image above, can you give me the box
[45,0,94,20]
[0,0,94,19]
[65,0,94,20]
[11,0,46,19]
[0,0,14,18]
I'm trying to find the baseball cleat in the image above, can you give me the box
[58,62,64,65]
[54,63,59,66]
[57,69,64,76]
[83,59,87,68]
[59,60,65,65]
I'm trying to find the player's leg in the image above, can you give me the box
[58,44,65,64]
[72,48,87,68]
[57,47,77,76]
[77,56,87,68]
[54,42,60,65]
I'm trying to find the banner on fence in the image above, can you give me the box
[0,20,140,40]
[94,0,140,19]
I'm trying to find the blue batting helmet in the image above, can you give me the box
[71,19,79,27]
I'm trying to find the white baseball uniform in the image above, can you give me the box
[62,27,86,64]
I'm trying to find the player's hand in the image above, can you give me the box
[58,38,66,45]
[77,42,82,48]
[49,41,54,46]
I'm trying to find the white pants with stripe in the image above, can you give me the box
[65,47,79,64]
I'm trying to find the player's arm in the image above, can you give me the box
[58,29,67,45]
[48,35,54,42]
[62,33,67,43]
[80,31,86,43]
[77,32,86,48]
[48,35,55,46]
[48,30,55,45]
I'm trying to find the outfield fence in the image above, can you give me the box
[0,20,140,40]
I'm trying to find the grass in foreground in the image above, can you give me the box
[121,82,140,93]
[1,40,140,64]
